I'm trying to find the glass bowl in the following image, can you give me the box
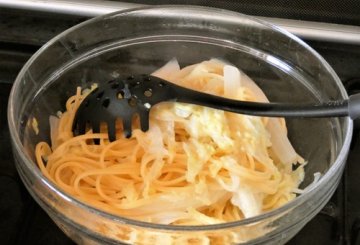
[8,6,353,244]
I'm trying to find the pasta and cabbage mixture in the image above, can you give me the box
[35,59,306,225]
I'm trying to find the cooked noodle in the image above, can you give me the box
[35,59,305,225]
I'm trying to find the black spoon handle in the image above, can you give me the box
[172,85,360,120]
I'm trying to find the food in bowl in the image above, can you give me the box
[9,6,352,244]
[35,58,306,225]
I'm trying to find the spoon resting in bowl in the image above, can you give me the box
[72,74,360,141]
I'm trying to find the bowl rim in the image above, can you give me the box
[8,5,353,231]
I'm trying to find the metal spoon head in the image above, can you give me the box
[72,75,176,141]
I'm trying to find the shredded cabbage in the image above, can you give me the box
[43,58,307,227]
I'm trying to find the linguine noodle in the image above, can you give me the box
[35,59,305,225]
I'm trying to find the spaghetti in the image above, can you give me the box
[35,59,305,225]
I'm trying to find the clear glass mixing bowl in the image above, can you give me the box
[8,6,353,245]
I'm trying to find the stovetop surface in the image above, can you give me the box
[0,40,359,245]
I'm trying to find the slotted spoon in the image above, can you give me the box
[72,75,360,141]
